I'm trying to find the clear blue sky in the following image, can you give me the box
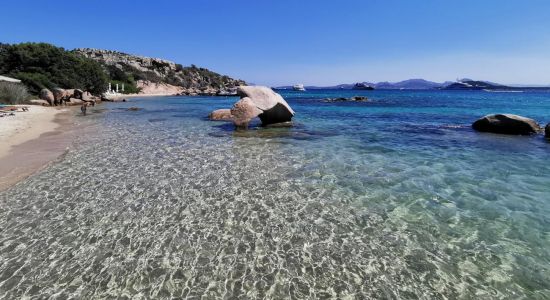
[2,0,550,86]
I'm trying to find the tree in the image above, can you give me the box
[0,43,108,95]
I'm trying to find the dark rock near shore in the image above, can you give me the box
[127,107,141,111]
[74,89,84,100]
[51,88,66,105]
[39,89,54,106]
[472,114,541,135]
[545,123,550,139]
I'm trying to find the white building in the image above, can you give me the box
[0,75,21,83]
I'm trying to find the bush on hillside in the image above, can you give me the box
[0,43,108,95]
[0,82,30,104]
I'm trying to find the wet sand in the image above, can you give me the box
[0,108,77,191]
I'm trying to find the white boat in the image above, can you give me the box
[293,84,306,91]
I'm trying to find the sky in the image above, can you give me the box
[2,0,550,86]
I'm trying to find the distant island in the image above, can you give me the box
[275,78,550,91]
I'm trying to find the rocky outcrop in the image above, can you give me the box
[73,89,84,99]
[51,88,65,104]
[209,109,233,121]
[230,86,294,128]
[545,124,550,139]
[136,80,184,95]
[472,114,541,135]
[74,48,246,95]
[52,88,77,105]
[39,89,54,106]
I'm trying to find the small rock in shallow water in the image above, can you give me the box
[323,96,369,102]
[263,121,293,128]
[472,114,541,135]
[127,107,141,111]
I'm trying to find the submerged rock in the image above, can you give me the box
[323,96,369,102]
[39,89,54,106]
[209,109,233,121]
[127,107,141,111]
[230,86,294,128]
[472,114,541,135]
[264,121,293,128]
[545,123,550,139]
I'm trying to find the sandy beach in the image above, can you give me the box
[0,105,75,191]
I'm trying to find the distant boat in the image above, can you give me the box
[293,84,306,91]
[483,89,524,93]
[352,83,374,90]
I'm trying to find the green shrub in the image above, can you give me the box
[0,43,108,95]
[0,82,30,104]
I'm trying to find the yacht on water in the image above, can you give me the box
[293,84,306,91]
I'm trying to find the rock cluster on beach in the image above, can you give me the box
[38,88,100,106]
[208,86,295,128]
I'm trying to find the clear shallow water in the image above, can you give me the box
[1,90,549,299]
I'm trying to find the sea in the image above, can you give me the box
[1,89,549,299]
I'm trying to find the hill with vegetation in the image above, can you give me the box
[0,43,108,95]
[75,48,246,95]
[0,43,246,97]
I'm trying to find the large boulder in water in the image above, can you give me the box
[230,86,294,128]
[209,109,233,121]
[472,114,541,135]
[39,88,54,106]
[545,123,550,139]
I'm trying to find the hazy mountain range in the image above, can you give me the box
[275,79,550,90]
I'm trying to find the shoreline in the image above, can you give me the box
[0,106,77,191]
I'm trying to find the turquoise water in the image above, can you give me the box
[1,90,549,298]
